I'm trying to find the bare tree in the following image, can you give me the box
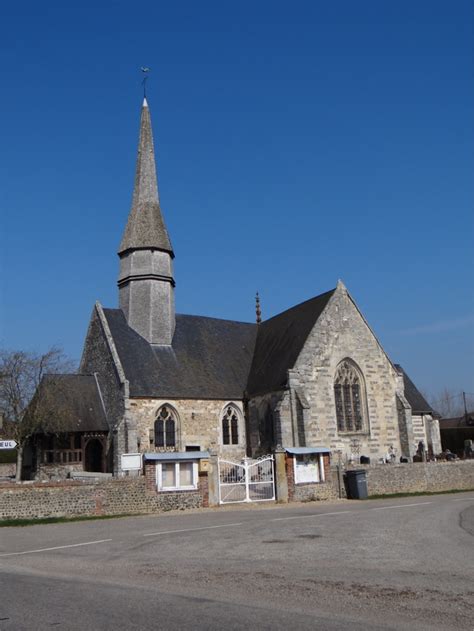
[429,388,473,418]
[0,347,75,481]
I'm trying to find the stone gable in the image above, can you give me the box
[292,285,404,460]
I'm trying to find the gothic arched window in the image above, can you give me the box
[222,405,240,445]
[334,360,367,433]
[154,405,177,449]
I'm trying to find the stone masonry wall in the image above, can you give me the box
[0,474,208,521]
[129,398,247,461]
[345,460,474,496]
[144,461,209,507]
[0,463,16,479]
[291,284,405,461]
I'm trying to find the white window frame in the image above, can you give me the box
[293,454,326,484]
[156,461,199,491]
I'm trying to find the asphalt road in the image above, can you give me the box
[0,493,473,630]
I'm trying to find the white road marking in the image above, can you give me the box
[271,510,353,522]
[143,522,244,536]
[371,502,432,511]
[452,497,474,501]
[0,538,113,558]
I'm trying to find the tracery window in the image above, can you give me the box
[154,405,177,449]
[222,405,239,445]
[334,360,366,433]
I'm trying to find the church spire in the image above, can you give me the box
[118,98,173,256]
[117,98,176,345]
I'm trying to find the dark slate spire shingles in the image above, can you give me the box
[118,99,173,256]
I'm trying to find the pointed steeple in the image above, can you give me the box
[117,98,176,345]
[119,98,173,256]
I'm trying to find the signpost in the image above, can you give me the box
[0,440,17,450]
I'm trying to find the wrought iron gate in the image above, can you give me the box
[218,455,275,504]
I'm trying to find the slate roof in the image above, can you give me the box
[395,365,434,414]
[103,290,336,399]
[119,100,173,256]
[34,375,109,433]
[246,289,335,396]
[103,309,257,399]
[439,413,474,429]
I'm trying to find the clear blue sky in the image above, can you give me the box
[1,0,473,404]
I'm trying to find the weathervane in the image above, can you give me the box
[141,66,150,98]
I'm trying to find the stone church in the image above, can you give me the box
[34,97,441,479]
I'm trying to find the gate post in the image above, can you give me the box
[274,448,289,503]
[207,452,220,507]
[243,457,251,502]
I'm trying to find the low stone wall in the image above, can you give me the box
[0,473,207,521]
[0,463,16,479]
[343,460,474,497]
[286,453,338,502]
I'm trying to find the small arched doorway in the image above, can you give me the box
[84,439,104,472]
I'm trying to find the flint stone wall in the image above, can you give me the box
[343,460,474,497]
[0,463,16,479]
[0,476,205,520]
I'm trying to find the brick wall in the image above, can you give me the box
[0,468,209,520]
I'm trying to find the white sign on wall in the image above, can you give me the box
[0,440,17,450]
[121,453,142,471]
[294,454,321,484]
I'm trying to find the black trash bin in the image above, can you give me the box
[345,469,368,499]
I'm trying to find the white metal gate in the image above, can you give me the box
[218,455,275,504]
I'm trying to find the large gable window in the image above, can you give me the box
[154,405,177,449]
[334,360,367,433]
[222,405,240,445]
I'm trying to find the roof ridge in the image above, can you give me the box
[176,313,256,326]
[260,288,336,326]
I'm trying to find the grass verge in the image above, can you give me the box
[0,513,138,527]
[367,488,474,500]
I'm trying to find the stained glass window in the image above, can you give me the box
[222,406,240,445]
[154,405,177,450]
[334,360,366,433]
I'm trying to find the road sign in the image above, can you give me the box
[0,440,17,449]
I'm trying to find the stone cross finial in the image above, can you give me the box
[256,292,262,324]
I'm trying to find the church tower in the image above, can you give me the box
[118,98,175,345]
